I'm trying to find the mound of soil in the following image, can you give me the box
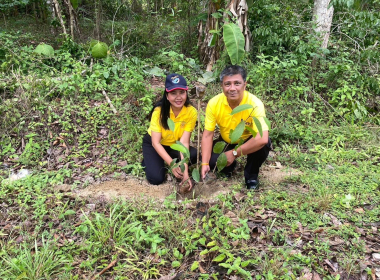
[76,176,231,201]
[73,163,301,201]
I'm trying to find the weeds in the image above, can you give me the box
[0,17,379,279]
[1,239,70,279]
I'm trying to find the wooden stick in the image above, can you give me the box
[91,258,117,280]
[102,90,117,114]
[197,99,201,169]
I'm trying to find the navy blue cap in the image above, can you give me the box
[165,73,188,92]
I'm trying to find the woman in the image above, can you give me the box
[142,73,198,191]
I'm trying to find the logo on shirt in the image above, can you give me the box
[181,122,186,128]
[171,75,180,84]
[245,117,253,126]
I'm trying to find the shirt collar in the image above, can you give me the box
[222,91,249,107]
[170,106,186,118]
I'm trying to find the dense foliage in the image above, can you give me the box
[0,0,379,279]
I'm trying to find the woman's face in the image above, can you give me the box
[166,89,187,111]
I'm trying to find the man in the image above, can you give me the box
[201,65,271,190]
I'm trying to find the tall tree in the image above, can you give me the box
[313,0,334,49]
[52,0,67,35]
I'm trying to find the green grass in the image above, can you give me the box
[1,25,380,279]
[1,128,379,279]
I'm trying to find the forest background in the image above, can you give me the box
[0,0,380,279]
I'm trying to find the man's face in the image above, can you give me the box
[221,74,247,103]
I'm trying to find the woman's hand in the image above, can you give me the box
[181,171,193,191]
[171,166,183,179]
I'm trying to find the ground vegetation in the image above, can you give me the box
[0,0,380,279]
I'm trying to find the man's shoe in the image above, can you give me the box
[246,179,259,190]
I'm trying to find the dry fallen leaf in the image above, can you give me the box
[312,272,322,280]
[372,253,380,261]
[266,210,277,217]
[354,208,365,213]
[255,213,268,220]
[372,226,377,234]
[225,211,240,227]
[3,224,12,230]
[234,192,246,202]
[355,227,366,235]
[231,240,239,247]
[324,259,338,272]
[300,272,313,280]
[324,213,342,226]
[199,263,207,274]
[225,211,237,218]
[328,237,345,246]
[314,228,325,234]
[298,222,304,234]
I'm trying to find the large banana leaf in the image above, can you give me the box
[223,23,245,65]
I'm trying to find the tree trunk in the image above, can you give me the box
[62,0,80,39]
[313,0,334,49]
[52,0,67,35]
[63,0,74,39]
[32,0,37,22]
[95,0,101,40]
[197,0,222,71]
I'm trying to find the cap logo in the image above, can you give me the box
[171,76,180,84]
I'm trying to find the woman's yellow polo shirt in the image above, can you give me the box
[205,91,268,144]
[148,105,197,146]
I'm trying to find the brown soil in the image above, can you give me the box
[74,162,301,202]
[75,175,231,202]
[260,163,302,185]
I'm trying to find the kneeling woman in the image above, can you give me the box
[142,74,197,190]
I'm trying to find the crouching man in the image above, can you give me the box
[201,65,272,190]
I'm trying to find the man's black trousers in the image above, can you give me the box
[142,133,197,185]
[208,136,272,181]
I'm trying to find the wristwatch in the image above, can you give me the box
[232,150,238,157]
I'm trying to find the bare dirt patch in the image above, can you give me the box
[73,163,302,201]
[75,176,231,201]
[260,163,302,185]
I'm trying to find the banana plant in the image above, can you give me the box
[223,22,245,65]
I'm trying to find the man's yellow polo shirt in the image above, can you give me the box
[148,105,197,146]
[205,91,268,144]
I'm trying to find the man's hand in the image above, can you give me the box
[172,166,183,179]
[201,164,210,179]
[225,150,236,167]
